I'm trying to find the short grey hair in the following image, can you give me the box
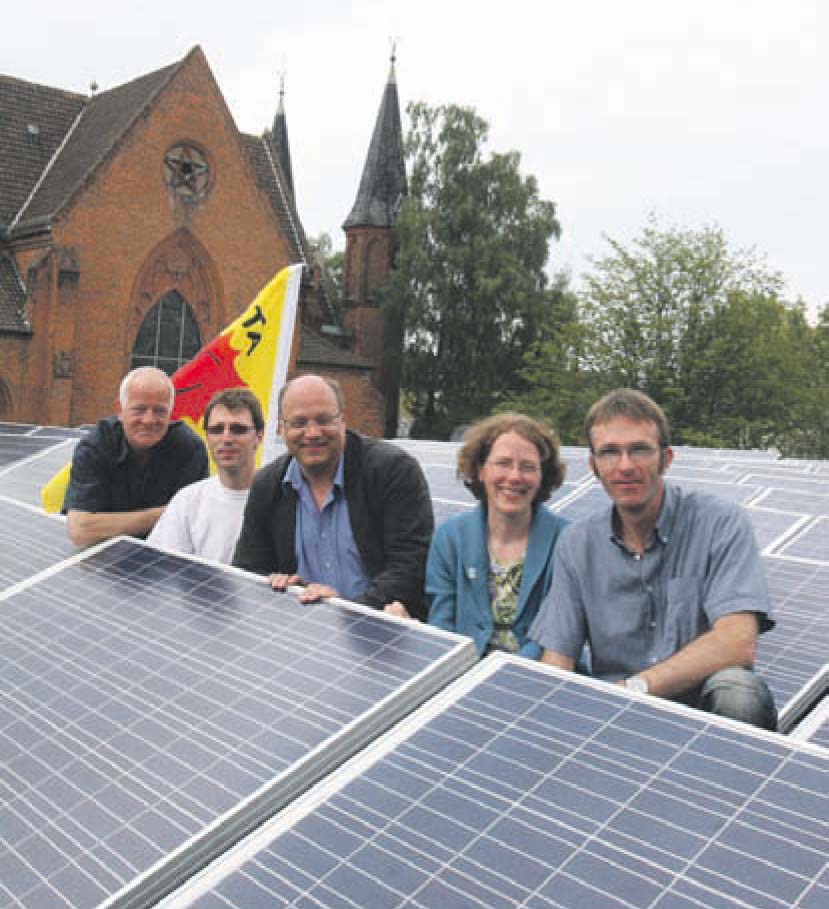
[119,367,175,410]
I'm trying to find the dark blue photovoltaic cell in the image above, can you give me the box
[0,439,78,508]
[0,539,474,909]
[0,433,64,468]
[743,508,804,551]
[162,658,829,909]
[0,498,76,589]
[758,557,829,714]
[780,517,829,561]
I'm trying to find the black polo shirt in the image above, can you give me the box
[63,416,208,519]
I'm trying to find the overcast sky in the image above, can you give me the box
[7,0,828,314]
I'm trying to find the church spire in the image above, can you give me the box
[268,72,294,198]
[343,50,407,229]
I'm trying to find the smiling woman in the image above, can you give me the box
[426,413,569,658]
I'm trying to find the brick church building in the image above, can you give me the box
[0,46,406,437]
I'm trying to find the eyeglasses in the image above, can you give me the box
[205,423,256,436]
[280,413,342,431]
[593,444,661,466]
[486,457,541,477]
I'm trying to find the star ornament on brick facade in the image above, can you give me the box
[163,143,210,198]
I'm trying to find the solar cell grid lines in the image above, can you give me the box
[777,516,829,561]
[0,539,476,909]
[758,557,829,717]
[756,488,829,517]
[743,508,807,553]
[0,497,77,590]
[159,656,829,909]
[0,438,78,508]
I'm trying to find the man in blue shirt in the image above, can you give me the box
[531,388,777,730]
[233,374,434,618]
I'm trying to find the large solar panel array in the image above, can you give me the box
[1,423,828,909]
[1,539,476,909]
[159,656,829,909]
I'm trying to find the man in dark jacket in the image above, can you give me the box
[233,374,434,619]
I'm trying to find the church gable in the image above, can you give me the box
[8,63,180,237]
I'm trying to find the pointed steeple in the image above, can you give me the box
[268,73,294,198]
[343,51,407,229]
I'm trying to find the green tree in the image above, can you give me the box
[383,102,561,439]
[575,217,802,445]
[308,232,344,300]
[503,272,607,443]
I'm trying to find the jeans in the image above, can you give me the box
[695,667,778,731]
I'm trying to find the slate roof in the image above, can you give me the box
[343,60,407,229]
[10,60,181,235]
[242,133,307,267]
[0,76,85,230]
[242,132,345,330]
[297,330,374,369]
[268,87,294,199]
[0,254,29,332]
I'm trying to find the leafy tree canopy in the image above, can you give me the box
[383,102,561,439]
[510,216,826,455]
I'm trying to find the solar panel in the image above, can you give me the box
[777,517,829,561]
[0,539,476,909]
[158,655,829,909]
[0,422,37,435]
[0,438,77,508]
[755,488,829,516]
[802,701,829,749]
[0,497,76,590]
[748,508,808,553]
[0,433,67,468]
[757,557,829,720]
[787,667,829,748]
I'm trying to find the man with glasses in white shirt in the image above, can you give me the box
[233,374,434,619]
[531,388,777,730]
[148,388,263,563]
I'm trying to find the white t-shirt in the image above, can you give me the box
[148,475,249,564]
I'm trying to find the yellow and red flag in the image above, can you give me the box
[41,264,302,513]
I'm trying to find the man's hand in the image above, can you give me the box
[269,573,303,591]
[384,601,412,619]
[298,583,339,603]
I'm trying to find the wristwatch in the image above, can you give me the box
[625,675,649,695]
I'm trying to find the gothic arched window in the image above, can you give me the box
[131,290,201,376]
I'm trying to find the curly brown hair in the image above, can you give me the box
[458,412,566,504]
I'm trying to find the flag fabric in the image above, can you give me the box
[41,263,302,513]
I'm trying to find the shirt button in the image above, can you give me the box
[324,562,331,568]
[649,657,658,664]
[634,554,642,561]
[646,585,653,592]
[650,621,656,628]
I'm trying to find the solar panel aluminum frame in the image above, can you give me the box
[779,662,829,734]
[1,537,479,909]
[156,652,829,909]
[787,665,829,745]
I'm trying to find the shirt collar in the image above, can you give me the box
[284,454,345,492]
[608,481,674,548]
